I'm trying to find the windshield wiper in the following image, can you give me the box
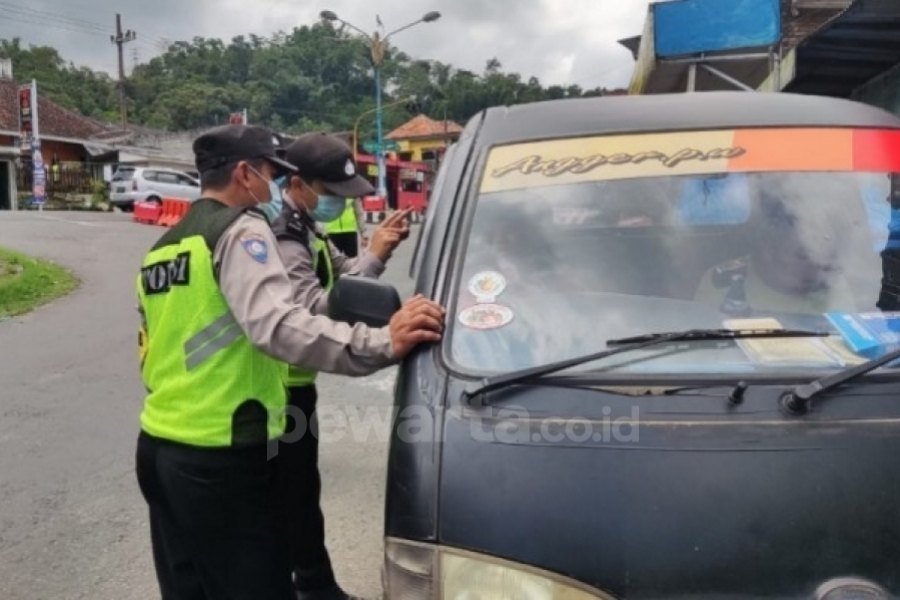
[782,346,900,415]
[463,328,828,400]
[607,328,828,346]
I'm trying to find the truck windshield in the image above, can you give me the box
[449,127,900,377]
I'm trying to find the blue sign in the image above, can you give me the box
[654,0,781,58]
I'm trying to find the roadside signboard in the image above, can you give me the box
[18,81,44,208]
[18,84,34,152]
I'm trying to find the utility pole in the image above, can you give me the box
[320,9,441,199]
[110,14,136,128]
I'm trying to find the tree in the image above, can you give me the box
[0,38,118,120]
[2,29,606,133]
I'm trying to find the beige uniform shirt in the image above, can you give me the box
[278,220,385,315]
[213,211,393,376]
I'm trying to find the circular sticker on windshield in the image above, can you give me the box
[468,271,507,303]
[458,303,514,331]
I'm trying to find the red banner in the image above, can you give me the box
[18,85,33,152]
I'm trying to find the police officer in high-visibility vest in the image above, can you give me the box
[269,133,411,600]
[323,196,365,257]
[134,124,444,600]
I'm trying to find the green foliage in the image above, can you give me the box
[1,24,617,134]
[89,179,109,209]
[0,247,79,318]
[0,38,118,121]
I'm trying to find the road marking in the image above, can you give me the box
[36,214,103,228]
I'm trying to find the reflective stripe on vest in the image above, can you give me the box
[324,198,358,234]
[137,232,287,447]
[285,236,334,387]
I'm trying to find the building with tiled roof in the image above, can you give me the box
[0,79,109,142]
[385,114,463,162]
[0,75,119,210]
[0,71,194,210]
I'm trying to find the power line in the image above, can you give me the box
[0,3,110,34]
[138,27,176,48]
[0,14,110,38]
[0,2,106,31]
[0,2,169,48]
[0,2,109,31]
[133,40,163,56]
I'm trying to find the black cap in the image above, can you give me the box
[193,125,297,175]
[285,133,375,198]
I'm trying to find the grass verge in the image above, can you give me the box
[0,247,79,319]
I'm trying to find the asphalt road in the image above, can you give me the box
[0,210,417,599]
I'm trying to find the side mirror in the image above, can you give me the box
[328,276,401,327]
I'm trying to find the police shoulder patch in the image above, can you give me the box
[241,236,269,264]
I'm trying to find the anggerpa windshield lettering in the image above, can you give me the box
[491,147,747,179]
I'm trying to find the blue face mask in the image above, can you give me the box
[258,184,284,223]
[248,167,284,223]
[309,194,346,223]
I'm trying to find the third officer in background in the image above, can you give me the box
[271,132,411,599]
[324,191,366,258]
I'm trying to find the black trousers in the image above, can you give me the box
[328,232,358,258]
[279,385,336,592]
[135,432,294,600]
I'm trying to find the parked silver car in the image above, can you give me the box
[109,167,201,211]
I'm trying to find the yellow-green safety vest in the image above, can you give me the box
[137,199,287,448]
[324,198,358,234]
[285,235,335,387]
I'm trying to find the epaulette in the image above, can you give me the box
[272,209,313,247]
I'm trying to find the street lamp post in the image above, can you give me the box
[374,65,385,194]
[321,9,441,198]
[352,96,414,162]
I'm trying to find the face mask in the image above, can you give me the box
[247,166,284,223]
[258,184,284,223]
[298,180,345,222]
[310,194,346,223]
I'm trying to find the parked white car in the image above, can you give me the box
[109,167,201,211]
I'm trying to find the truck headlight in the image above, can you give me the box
[384,538,438,599]
[385,538,614,599]
[816,578,889,600]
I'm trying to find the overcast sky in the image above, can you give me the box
[0,0,653,89]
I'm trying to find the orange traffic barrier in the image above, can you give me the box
[167,199,187,226]
[398,194,427,223]
[362,195,385,212]
[133,200,162,225]
[362,195,387,224]
[157,198,191,227]
[156,200,174,227]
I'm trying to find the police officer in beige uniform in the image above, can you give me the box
[269,133,410,600]
[135,124,444,600]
